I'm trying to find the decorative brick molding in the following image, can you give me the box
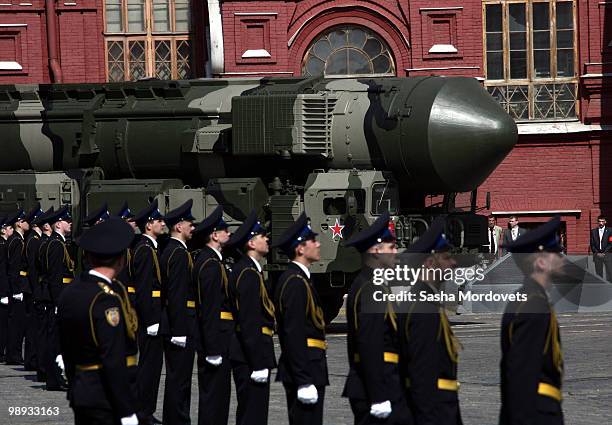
[419,7,463,60]
[234,12,277,64]
[0,23,27,75]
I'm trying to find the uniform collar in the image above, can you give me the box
[523,277,549,298]
[171,236,187,250]
[89,270,112,285]
[291,260,311,279]
[209,245,222,261]
[249,255,262,273]
[54,231,66,242]
[143,233,158,249]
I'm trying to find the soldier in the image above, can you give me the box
[272,212,328,425]
[160,199,197,425]
[33,207,54,382]
[500,216,565,425]
[131,200,165,425]
[83,202,111,227]
[343,212,412,425]
[41,206,75,391]
[0,216,9,363]
[399,218,463,425]
[6,208,31,365]
[190,205,232,425]
[227,210,276,425]
[5,209,30,365]
[22,204,44,371]
[57,217,139,425]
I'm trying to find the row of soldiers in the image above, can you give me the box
[0,198,565,425]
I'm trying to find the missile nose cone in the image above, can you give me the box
[428,78,517,192]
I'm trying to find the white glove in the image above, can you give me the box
[370,400,392,419]
[55,354,64,372]
[205,355,223,366]
[146,323,159,336]
[120,413,139,425]
[250,368,269,383]
[0,297,8,305]
[12,293,23,301]
[170,336,187,347]
[297,384,318,404]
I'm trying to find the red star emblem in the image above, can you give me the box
[329,218,345,239]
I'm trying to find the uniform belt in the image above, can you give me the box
[19,271,28,277]
[235,325,274,336]
[404,378,460,391]
[127,288,161,298]
[62,278,73,284]
[438,379,460,391]
[538,382,562,401]
[354,352,399,364]
[307,338,327,350]
[76,355,138,371]
[187,300,195,308]
[220,311,234,320]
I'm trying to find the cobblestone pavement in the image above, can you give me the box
[0,312,610,424]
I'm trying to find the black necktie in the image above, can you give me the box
[490,229,495,253]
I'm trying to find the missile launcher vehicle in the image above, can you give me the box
[0,76,517,319]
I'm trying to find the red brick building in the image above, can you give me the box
[0,0,611,253]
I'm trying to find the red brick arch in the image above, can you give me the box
[288,8,410,77]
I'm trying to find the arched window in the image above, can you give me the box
[302,26,395,77]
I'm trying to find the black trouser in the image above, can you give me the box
[593,253,612,280]
[196,352,231,425]
[232,360,270,425]
[35,302,50,380]
[23,294,38,370]
[283,384,326,425]
[136,330,163,419]
[73,406,117,425]
[0,302,8,360]
[45,307,64,390]
[349,398,413,425]
[6,296,25,364]
[163,340,195,425]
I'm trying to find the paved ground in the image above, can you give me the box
[0,312,610,424]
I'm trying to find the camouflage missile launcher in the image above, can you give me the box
[0,76,517,320]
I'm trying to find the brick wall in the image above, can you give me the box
[475,132,612,254]
[0,0,104,84]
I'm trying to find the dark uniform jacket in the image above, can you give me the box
[500,278,564,425]
[228,255,276,369]
[274,262,328,387]
[40,232,75,305]
[36,234,52,303]
[0,238,9,299]
[400,281,463,425]
[193,246,234,357]
[343,267,404,403]
[7,232,28,295]
[25,231,43,301]
[129,235,162,329]
[58,272,139,417]
[160,238,197,340]
[117,242,137,307]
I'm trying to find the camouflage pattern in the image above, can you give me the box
[0,76,517,317]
